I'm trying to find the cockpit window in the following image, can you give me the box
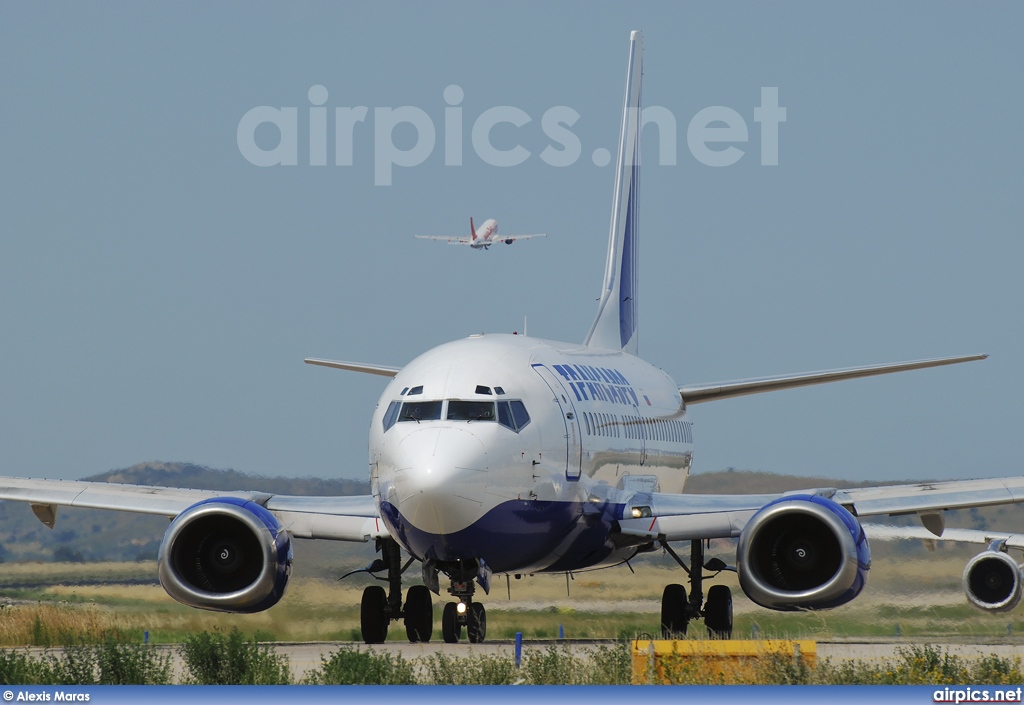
[497,400,512,428]
[398,400,442,422]
[497,400,531,432]
[382,400,402,432]
[510,400,531,430]
[407,386,424,396]
[447,400,495,421]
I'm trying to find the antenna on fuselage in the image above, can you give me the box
[524,316,528,336]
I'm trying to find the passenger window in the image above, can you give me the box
[398,400,442,422]
[447,400,496,421]
[382,401,402,432]
[510,401,531,431]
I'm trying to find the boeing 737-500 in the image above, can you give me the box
[1,31,1022,645]
[415,217,545,249]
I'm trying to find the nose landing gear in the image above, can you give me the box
[441,579,487,643]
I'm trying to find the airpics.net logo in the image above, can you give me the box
[236,85,786,186]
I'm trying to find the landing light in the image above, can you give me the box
[630,506,652,519]
[456,601,467,615]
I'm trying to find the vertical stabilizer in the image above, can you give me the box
[584,30,642,355]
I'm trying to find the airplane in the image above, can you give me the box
[1,30,1022,646]
[415,217,545,249]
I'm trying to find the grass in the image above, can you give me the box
[180,629,290,684]
[0,636,1019,685]
[640,643,1024,685]
[0,553,1019,644]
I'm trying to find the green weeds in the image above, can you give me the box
[645,643,1024,685]
[0,634,1019,685]
[0,633,171,685]
[180,628,290,684]
[304,644,416,684]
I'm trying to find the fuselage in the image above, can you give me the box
[369,333,693,575]
[470,219,498,248]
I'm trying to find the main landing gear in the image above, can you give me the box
[660,539,734,639]
[356,540,488,644]
[358,538,434,644]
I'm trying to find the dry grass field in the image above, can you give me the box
[0,545,1020,646]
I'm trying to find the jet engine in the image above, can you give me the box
[737,494,869,610]
[158,498,292,613]
[963,548,1023,612]
[504,238,514,244]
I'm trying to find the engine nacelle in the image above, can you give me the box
[737,495,870,611]
[158,498,293,613]
[963,550,1023,613]
[504,238,514,244]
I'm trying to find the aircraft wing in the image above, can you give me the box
[617,475,1024,543]
[414,235,473,245]
[0,477,387,542]
[864,524,1024,550]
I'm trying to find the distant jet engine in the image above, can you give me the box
[504,238,514,244]
[963,547,1023,612]
[158,498,292,613]
[737,495,869,610]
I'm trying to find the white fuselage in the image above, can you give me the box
[369,333,692,575]
[470,219,499,248]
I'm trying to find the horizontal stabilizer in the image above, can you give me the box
[679,354,987,405]
[304,358,401,377]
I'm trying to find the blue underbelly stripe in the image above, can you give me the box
[380,499,631,574]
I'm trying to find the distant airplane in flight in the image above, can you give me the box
[416,217,546,250]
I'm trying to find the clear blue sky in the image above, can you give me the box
[1,3,1021,483]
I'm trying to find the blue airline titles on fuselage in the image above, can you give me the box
[552,363,640,406]
[549,359,694,448]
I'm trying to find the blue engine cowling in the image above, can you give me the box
[158,498,293,613]
[737,494,870,611]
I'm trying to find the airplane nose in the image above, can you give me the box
[386,427,487,535]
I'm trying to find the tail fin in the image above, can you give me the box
[470,216,476,242]
[584,30,642,355]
